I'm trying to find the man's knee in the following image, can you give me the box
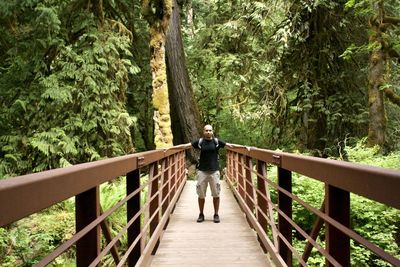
[196,184,206,198]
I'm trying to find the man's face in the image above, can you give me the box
[203,125,213,139]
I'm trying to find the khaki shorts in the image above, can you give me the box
[196,170,221,198]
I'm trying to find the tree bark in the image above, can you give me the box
[367,2,387,147]
[166,0,202,159]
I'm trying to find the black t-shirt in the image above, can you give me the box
[192,138,226,171]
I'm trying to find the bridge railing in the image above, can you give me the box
[0,147,189,267]
[225,145,400,267]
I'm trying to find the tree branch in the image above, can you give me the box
[384,87,400,107]
[383,16,400,25]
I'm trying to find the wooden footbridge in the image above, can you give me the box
[1,144,399,266]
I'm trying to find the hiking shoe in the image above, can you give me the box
[213,214,220,223]
[197,213,205,223]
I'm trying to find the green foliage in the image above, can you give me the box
[350,195,400,266]
[185,0,373,154]
[346,138,400,169]
[185,0,288,146]
[0,202,75,266]
[0,1,140,178]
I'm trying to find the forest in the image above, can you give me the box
[0,0,399,266]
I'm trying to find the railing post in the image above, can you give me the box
[75,186,100,267]
[171,154,176,197]
[233,152,238,182]
[127,169,141,267]
[161,158,170,229]
[325,185,350,267]
[245,156,255,213]
[227,150,232,179]
[238,154,245,199]
[278,167,292,266]
[149,162,160,254]
[256,160,268,252]
[179,151,186,185]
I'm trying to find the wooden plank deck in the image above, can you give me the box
[150,180,272,266]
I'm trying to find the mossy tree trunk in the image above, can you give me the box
[368,30,386,146]
[141,0,173,148]
[166,0,202,161]
[367,0,400,146]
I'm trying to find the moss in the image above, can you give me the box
[153,87,170,114]
[143,0,173,149]
[149,27,164,48]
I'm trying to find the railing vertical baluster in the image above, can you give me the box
[177,152,182,184]
[76,186,100,267]
[170,154,176,205]
[149,162,160,254]
[256,160,268,252]
[278,167,292,266]
[230,151,233,178]
[245,156,255,214]
[181,151,186,185]
[238,154,245,199]
[325,185,350,267]
[127,169,141,267]
[161,158,170,229]
[233,152,238,182]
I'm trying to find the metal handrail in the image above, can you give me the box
[225,145,400,267]
[0,146,190,266]
[2,143,399,266]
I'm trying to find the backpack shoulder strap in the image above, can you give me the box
[198,138,203,149]
[198,137,219,149]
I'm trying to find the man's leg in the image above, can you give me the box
[198,197,205,214]
[210,171,221,223]
[197,198,205,222]
[196,171,206,222]
[213,197,219,215]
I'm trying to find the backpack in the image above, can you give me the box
[198,137,219,149]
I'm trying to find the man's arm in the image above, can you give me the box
[225,143,251,151]
[174,143,192,149]
[163,143,192,152]
[225,143,237,148]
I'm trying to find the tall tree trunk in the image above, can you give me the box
[368,1,387,146]
[166,0,202,158]
[92,0,104,27]
[141,0,173,148]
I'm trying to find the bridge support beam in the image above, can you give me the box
[75,186,100,267]
[278,167,292,266]
[326,185,350,267]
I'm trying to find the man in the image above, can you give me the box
[191,125,226,223]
